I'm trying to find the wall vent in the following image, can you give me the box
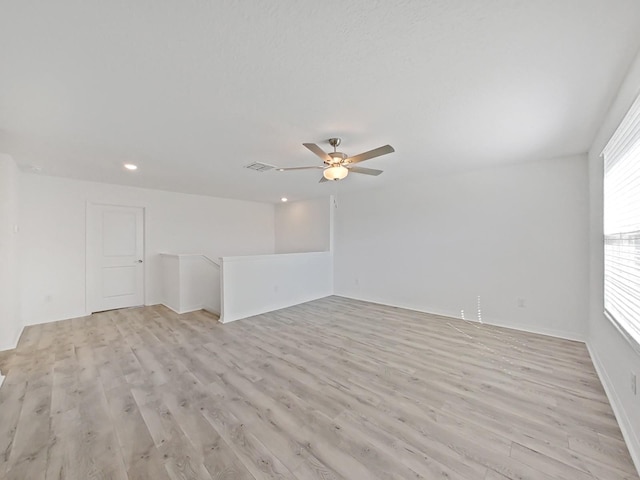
[244,162,275,172]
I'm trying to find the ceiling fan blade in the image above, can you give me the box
[348,166,383,176]
[319,176,329,183]
[345,145,395,165]
[277,166,324,171]
[303,143,332,163]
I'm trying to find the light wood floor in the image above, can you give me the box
[0,296,637,480]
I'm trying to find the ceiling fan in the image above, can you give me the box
[278,138,395,182]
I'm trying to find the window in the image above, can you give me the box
[603,93,640,345]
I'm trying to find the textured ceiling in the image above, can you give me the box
[1,0,640,202]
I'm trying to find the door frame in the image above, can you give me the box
[86,202,146,314]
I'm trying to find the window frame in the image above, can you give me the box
[602,93,640,354]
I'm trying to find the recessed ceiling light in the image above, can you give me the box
[124,163,138,171]
[281,197,288,202]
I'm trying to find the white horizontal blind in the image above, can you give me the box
[603,93,640,346]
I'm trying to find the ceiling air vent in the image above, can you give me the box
[244,162,275,172]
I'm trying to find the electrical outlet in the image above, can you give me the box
[632,372,637,395]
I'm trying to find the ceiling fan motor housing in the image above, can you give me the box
[327,152,347,165]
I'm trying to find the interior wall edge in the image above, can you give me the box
[22,309,91,328]
[0,324,24,353]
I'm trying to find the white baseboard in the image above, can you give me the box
[219,293,332,324]
[336,294,585,342]
[0,325,24,389]
[160,302,220,316]
[587,343,640,476]
[480,317,585,342]
[160,303,195,315]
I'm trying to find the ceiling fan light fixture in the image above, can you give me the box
[288,139,393,183]
[323,165,349,181]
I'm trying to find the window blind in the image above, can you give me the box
[603,93,640,346]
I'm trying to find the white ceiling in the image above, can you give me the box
[1,1,640,203]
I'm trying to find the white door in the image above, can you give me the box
[87,204,144,313]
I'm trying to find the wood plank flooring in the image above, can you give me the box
[0,296,637,479]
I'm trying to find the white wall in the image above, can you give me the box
[0,154,21,352]
[180,256,221,315]
[274,196,332,253]
[19,174,275,325]
[587,48,640,471]
[160,254,182,313]
[334,155,589,340]
[220,252,332,323]
[160,254,221,315]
